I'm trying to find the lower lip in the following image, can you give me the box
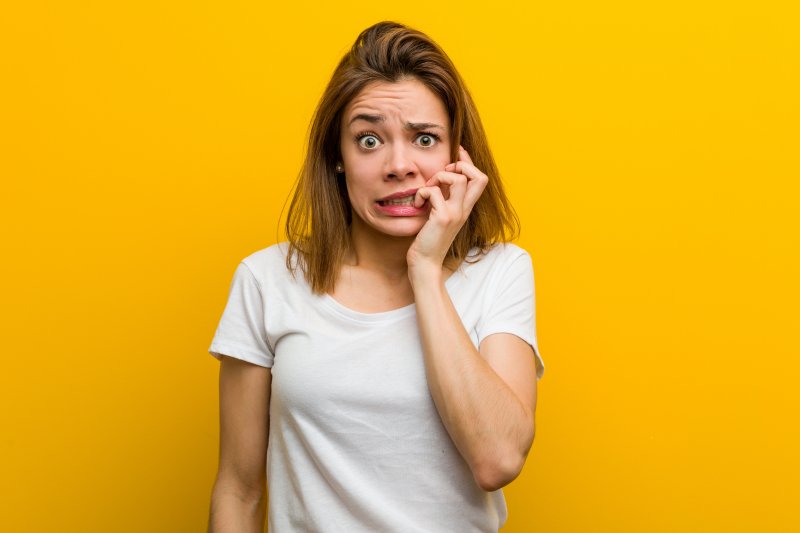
[374,201,428,216]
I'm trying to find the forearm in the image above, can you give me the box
[208,485,266,533]
[411,268,533,491]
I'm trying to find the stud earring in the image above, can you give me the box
[335,163,344,173]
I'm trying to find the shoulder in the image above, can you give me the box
[240,242,289,268]
[238,242,293,286]
[462,242,531,274]
[451,242,532,292]
[484,242,530,263]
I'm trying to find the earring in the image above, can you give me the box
[335,163,344,173]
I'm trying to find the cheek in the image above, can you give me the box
[344,153,377,178]
[344,175,373,206]
[419,155,451,180]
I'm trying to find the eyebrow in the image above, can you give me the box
[348,113,444,131]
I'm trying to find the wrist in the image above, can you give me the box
[408,262,445,289]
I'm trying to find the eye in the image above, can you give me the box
[355,132,381,150]
[415,132,441,148]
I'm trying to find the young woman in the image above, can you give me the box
[207,21,545,533]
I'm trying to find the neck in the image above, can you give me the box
[347,215,415,281]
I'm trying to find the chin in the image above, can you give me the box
[352,209,427,239]
[377,223,424,238]
[370,218,426,238]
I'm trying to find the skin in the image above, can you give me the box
[336,78,539,491]
[208,79,540,533]
[340,78,451,239]
[335,77,457,309]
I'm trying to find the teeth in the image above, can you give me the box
[382,196,415,206]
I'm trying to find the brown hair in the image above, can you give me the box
[284,21,520,294]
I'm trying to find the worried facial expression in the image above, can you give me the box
[339,78,452,237]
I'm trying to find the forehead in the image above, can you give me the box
[343,79,449,125]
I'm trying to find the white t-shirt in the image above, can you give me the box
[208,241,544,532]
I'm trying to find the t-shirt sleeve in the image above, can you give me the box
[476,248,545,380]
[208,261,274,368]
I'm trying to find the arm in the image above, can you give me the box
[411,272,538,492]
[208,356,271,533]
[408,146,538,491]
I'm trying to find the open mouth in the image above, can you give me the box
[377,188,420,207]
[377,195,416,206]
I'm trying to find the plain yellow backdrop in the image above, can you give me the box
[1,1,798,532]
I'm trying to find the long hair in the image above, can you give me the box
[284,21,520,294]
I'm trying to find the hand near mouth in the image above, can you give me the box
[407,146,489,280]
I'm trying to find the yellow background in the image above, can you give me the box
[2,1,798,531]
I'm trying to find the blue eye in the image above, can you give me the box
[356,132,381,149]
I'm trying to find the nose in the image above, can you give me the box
[384,143,417,180]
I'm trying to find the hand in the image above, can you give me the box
[407,146,489,278]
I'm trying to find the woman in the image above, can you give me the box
[207,21,545,533]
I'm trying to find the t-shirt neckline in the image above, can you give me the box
[321,268,463,324]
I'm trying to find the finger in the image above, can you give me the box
[414,185,438,208]
[425,178,449,200]
[415,185,447,212]
[427,170,466,200]
[427,172,467,206]
[444,159,486,179]
[444,161,487,206]
[458,145,474,165]
[445,160,481,181]
[463,173,488,210]
[426,171,467,187]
